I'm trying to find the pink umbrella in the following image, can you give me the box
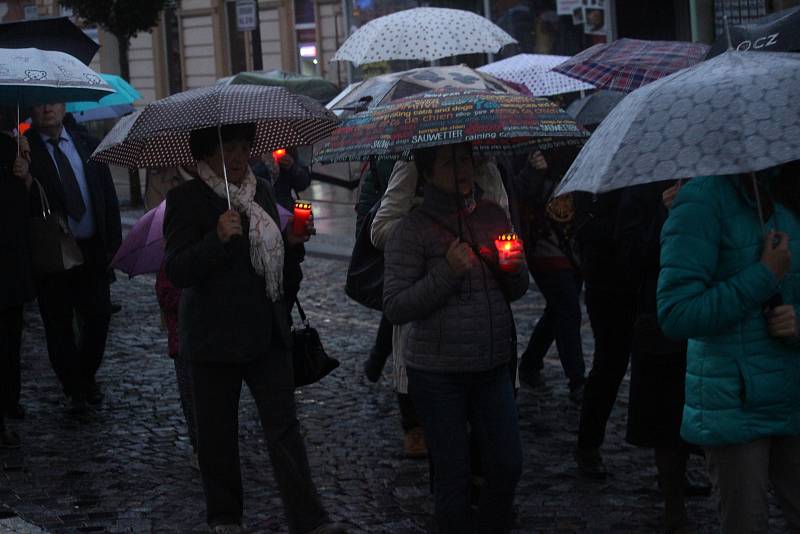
[111,201,166,277]
[111,200,293,278]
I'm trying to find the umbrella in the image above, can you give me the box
[552,38,710,93]
[566,90,625,127]
[112,200,293,277]
[555,51,800,196]
[91,84,338,169]
[111,201,166,277]
[0,16,99,65]
[220,69,340,104]
[326,65,519,115]
[314,89,588,164]
[67,74,141,113]
[331,7,516,66]
[706,5,800,59]
[478,54,595,97]
[0,47,114,105]
[70,104,136,123]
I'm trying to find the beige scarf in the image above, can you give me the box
[197,161,284,301]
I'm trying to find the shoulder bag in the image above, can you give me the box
[344,199,384,311]
[28,179,84,276]
[292,297,340,387]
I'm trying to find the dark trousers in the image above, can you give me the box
[577,286,638,450]
[398,392,420,433]
[173,352,198,451]
[522,269,585,388]
[191,348,328,532]
[35,241,111,399]
[408,365,522,534]
[0,306,23,414]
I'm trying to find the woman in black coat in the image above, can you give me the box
[164,124,345,534]
[0,127,34,448]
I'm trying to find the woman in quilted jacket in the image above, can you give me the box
[658,161,800,533]
[383,142,529,534]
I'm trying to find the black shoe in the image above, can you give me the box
[304,523,348,534]
[684,480,711,497]
[363,352,385,383]
[0,430,20,449]
[5,403,25,420]
[86,383,104,406]
[518,363,550,392]
[575,447,607,480]
[568,383,585,405]
[68,396,88,415]
[110,303,122,315]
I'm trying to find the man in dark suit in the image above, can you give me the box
[26,102,121,414]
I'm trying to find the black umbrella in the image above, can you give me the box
[566,90,625,128]
[0,17,99,65]
[706,5,800,59]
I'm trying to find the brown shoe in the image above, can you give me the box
[403,427,427,459]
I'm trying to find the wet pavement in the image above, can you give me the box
[1,175,788,533]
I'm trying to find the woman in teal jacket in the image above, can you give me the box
[658,164,800,533]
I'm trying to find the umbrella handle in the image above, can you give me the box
[217,126,232,209]
[750,171,770,239]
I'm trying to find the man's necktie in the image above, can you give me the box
[47,137,86,221]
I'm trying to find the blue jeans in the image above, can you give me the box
[522,269,586,388]
[407,365,522,534]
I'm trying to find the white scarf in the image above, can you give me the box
[197,161,284,301]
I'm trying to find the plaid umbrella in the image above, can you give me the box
[478,54,595,97]
[553,38,710,93]
[327,65,518,115]
[555,51,800,196]
[91,84,338,168]
[332,7,516,66]
[315,89,587,163]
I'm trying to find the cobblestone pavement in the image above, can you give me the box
[0,256,788,533]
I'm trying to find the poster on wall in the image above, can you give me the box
[582,0,607,36]
[557,0,583,16]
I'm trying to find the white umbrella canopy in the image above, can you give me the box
[332,7,516,66]
[478,54,595,96]
[556,51,800,196]
[0,47,114,105]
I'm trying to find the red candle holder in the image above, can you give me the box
[293,201,313,235]
[273,148,287,163]
[494,233,521,272]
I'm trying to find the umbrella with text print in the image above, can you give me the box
[332,7,516,66]
[314,89,588,163]
[91,84,339,168]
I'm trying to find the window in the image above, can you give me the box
[226,1,248,74]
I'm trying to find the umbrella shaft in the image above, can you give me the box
[217,126,232,209]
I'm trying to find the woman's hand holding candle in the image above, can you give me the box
[495,233,524,273]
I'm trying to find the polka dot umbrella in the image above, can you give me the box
[91,84,339,169]
[331,7,516,66]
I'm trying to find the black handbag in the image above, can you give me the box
[28,179,84,276]
[292,297,340,387]
[345,199,384,311]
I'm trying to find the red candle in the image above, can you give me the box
[293,200,313,235]
[273,148,287,164]
[494,233,521,272]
